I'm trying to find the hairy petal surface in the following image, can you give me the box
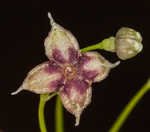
[11,62,63,95]
[80,52,120,82]
[60,79,92,126]
[44,14,80,63]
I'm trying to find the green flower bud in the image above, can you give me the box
[115,27,143,60]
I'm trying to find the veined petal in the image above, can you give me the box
[80,52,120,82]
[11,61,63,95]
[60,79,92,126]
[44,13,80,63]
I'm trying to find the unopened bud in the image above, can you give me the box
[115,27,143,60]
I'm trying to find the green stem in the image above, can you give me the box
[80,43,103,53]
[38,93,57,132]
[80,37,115,53]
[109,78,150,132]
[55,95,64,132]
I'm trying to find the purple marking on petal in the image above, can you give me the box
[68,47,79,63]
[44,61,61,74]
[64,79,89,95]
[82,70,98,81]
[61,81,71,96]
[73,79,89,94]
[76,54,91,68]
[53,48,66,64]
[49,77,64,91]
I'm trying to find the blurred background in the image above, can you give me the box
[1,0,150,132]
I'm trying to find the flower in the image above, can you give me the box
[115,27,143,60]
[11,12,120,126]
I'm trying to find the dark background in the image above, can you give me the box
[1,0,150,132]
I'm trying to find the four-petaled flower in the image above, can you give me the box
[12,13,119,126]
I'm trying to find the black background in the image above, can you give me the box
[2,0,150,132]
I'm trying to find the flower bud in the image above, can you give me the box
[115,27,143,60]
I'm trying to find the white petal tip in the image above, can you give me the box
[75,115,80,126]
[11,87,23,95]
[111,61,120,68]
[48,12,52,20]
[103,61,120,68]
[75,121,79,126]
[48,12,56,27]
[75,122,79,126]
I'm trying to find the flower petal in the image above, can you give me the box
[44,13,80,64]
[79,52,120,82]
[60,78,92,126]
[11,61,64,95]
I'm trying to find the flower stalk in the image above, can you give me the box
[55,95,64,132]
[80,37,115,53]
[38,93,57,132]
[109,78,150,132]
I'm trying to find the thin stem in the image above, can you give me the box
[80,43,103,53]
[55,95,64,132]
[109,78,150,132]
[38,93,57,132]
[80,37,115,53]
